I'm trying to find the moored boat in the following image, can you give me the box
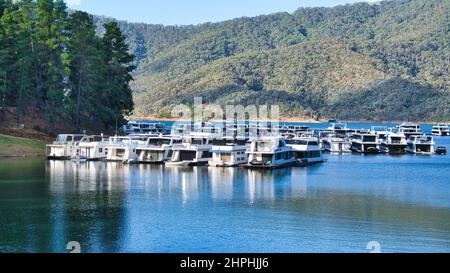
[71,135,110,161]
[432,124,450,136]
[243,137,296,169]
[380,131,408,154]
[46,134,85,160]
[286,137,325,166]
[123,121,168,135]
[209,137,249,167]
[136,135,182,164]
[396,123,422,140]
[166,133,214,166]
[406,136,435,155]
[350,132,380,154]
[322,135,352,153]
[106,135,148,162]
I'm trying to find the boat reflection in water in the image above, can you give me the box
[2,151,450,253]
[46,160,129,253]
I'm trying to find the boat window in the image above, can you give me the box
[212,139,228,146]
[180,151,196,161]
[148,139,171,145]
[286,140,308,145]
[363,136,377,142]
[67,136,73,142]
[56,135,67,143]
[262,154,273,163]
[191,138,205,145]
[202,151,213,159]
[255,141,275,152]
[275,153,283,160]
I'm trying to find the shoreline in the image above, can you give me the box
[0,134,48,158]
[0,154,46,159]
[132,116,449,125]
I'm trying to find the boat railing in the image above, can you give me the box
[389,139,407,144]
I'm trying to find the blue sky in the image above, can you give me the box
[64,0,379,25]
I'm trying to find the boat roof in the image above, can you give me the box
[57,134,85,137]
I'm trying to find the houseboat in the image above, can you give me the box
[432,124,450,136]
[396,123,422,139]
[350,132,380,154]
[286,137,325,166]
[243,137,296,169]
[406,136,435,155]
[371,126,389,142]
[327,123,355,138]
[71,135,110,161]
[136,135,182,164]
[321,135,352,153]
[166,133,214,166]
[123,121,168,135]
[209,138,249,167]
[46,134,85,160]
[106,136,148,163]
[171,123,192,136]
[379,131,408,154]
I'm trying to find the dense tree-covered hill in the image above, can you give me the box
[95,0,449,121]
[0,0,135,133]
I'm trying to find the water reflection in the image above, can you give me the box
[45,160,129,253]
[1,153,450,252]
[209,167,235,201]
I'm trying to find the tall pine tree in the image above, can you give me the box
[67,11,102,129]
[100,21,135,131]
[1,1,135,132]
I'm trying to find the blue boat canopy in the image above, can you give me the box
[209,150,234,154]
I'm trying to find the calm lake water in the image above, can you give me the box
[1,123,449,253]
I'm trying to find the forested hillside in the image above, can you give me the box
[0,0,135,133]
[97,0,449,121]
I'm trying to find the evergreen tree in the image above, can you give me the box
[11,0,37,125]
[67,11,102,129]
[0,0,14,114]
[0,0,136,131]
[44,0,69,126]
[100,21,135,130]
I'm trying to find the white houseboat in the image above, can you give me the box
[244,137,296,169]
[432,124,450,136]
[136,135,182,164]
[106,136,148,163]
[327,123,355,138]
[123,121,168,135]
[209,138,249,167]
[350,132,380,154]
[166,133,214,166]
[380,132,408,154]
[286,137,325,166]
[46,134,85,160]
[406,136,435,155]
[396,123,422,139]
[71,135,110,161]
[322,135,352,153]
